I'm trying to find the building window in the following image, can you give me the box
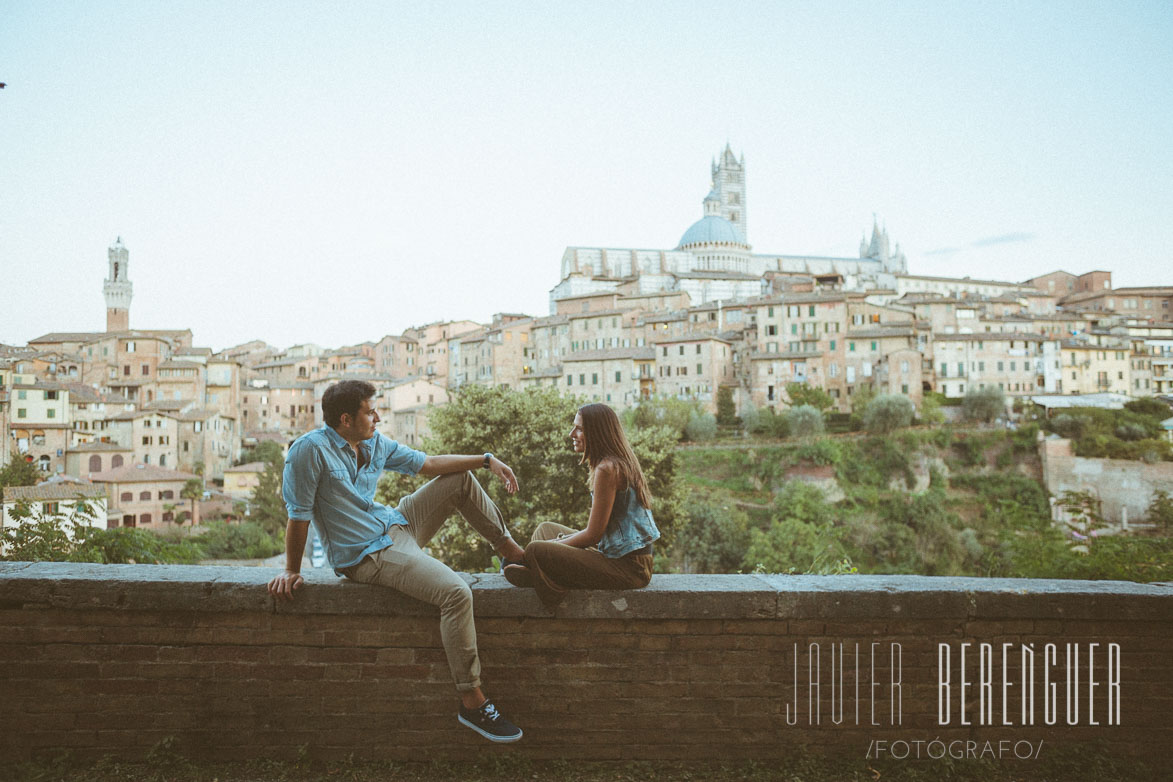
[697,364,703,375]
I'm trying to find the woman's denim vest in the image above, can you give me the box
[598,486,660,559]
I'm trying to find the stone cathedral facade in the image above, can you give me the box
[549,145,909,311]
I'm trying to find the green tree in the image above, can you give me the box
[963,386,1006,424]
[785,382,833,412]
[785,405,824,440]
[398,385,682,571]
[1057,489,1108,538]
[1124,397,1171,419]
[863,394,915,434]
[624,395,703,440]
[850,384,877,415]
[715,386,737,426]
[1145,489,1173,534]
[684,411,718,441]
[742,483,840,573]
[0,452,40,490]
[918,393,945,425]
[238,440,284,467]
[249,461,287,536]
[675,494,750,573]
[180,478,203,529]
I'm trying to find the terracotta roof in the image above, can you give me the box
[897,273,1030,287]
[224,461,267,473]
[68,441,132,452]
[933,332,1054,343]
[845,328,916,338]
[107,410,177,421]
[748,350,824,360]
[3,483,106,501]
[89,464,200,483]
[563,347,657,362]
[567,308,638,319]
[653,334,735,345]
[27,332,105,343]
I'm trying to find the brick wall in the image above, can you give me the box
[1,563,1170,763]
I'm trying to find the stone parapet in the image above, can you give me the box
[1,563,1171,763]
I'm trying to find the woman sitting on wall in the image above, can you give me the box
[503,403,659,607]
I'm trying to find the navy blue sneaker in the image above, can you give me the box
[458,699,523,743]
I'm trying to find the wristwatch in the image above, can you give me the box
[483,452,492,469]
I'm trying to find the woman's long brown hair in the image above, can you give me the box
[577,403,652,509]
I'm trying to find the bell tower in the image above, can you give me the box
[711,144,747,242]
[103,237,133,332]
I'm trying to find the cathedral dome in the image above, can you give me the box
[677,215,747,249]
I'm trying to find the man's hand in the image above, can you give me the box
[268,570,304,600]
[489,456,519,495]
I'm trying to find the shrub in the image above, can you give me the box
[684,412,718,442]
[740,404,762,434]
[785,405,825,439]
[863,394,915,434]
[195,521,283,560]
[962,386,1005,423]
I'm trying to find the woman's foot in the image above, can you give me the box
[503,564,536,588]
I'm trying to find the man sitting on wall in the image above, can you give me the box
[267,379,527,743]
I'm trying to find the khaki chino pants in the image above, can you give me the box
[341,471,510,693]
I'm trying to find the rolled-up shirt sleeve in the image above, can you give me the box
[377,434,426,475]
[283,439,322,521]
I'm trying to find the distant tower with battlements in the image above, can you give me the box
[710,144,747,242]
[103,237,133,332]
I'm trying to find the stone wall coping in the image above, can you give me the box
[2,562,1171,621]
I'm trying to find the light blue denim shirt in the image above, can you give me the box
[282,424,426,575]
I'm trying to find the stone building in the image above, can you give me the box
[932,334,1063,399]
[90,463,202,528]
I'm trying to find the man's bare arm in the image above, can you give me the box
[419,454,518,494]
[267,519,310,600]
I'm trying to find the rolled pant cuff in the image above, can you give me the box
[455,678,482,693]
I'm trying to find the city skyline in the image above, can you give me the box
[2,1,1171,351]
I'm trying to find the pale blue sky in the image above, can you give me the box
[2,1,1171,351]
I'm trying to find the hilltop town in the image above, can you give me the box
[2,148,1171,532]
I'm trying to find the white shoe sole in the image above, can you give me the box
[458,714,523,743]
